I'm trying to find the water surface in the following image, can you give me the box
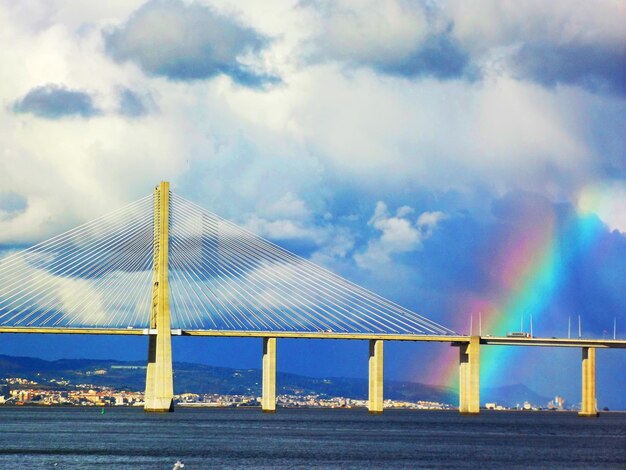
[0,407,624,468]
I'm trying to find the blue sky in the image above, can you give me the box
[0,0,625,408]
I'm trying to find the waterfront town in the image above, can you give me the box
[0,376,451,410]
[0,375,571,411]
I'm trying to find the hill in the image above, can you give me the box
[0,354,552,407]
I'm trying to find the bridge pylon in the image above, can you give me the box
[144,181,174,412]
[368,339,384,414]
[262,337,277,412]
[579,347,598,417]
[459,335,480,414]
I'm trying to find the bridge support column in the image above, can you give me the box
[368,339,384,414]
[579,347,598,417]
[145,182,174,412]
[459,336,480,415]
[262,337,276,413]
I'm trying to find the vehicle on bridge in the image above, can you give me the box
[506,332,532,338]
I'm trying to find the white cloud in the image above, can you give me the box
[240,192,323,242]
[355,202,447,269]
[0,256,150,327]
[265,192,311,220]
[448,0,626,51]
[0,0,622,254]
[396,206,414,218]
[257,64,594,196]
[416,211,448,236]
[0,2,301,245]
[578,182,626,234]
[244,215,320,242]
[306,0,431,65]
[0,0,144,33]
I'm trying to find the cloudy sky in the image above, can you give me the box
[1,0,625,408]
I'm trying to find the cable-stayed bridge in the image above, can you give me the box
[0,182,623,415]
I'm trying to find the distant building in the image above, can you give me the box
[547,395,565,410]
[484,402,507,411]
[555,395,565,409]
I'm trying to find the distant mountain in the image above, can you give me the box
[0,354,551,407]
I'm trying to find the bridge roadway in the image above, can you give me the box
[0,326,624,348]
[1,326,623,417]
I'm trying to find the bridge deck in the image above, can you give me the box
[479,336,626,348]
[0,327,624,348]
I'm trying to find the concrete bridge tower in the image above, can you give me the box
[144,181,174,412]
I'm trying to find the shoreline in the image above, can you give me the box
[2,403,625,413]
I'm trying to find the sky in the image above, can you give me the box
[0,0,625,409]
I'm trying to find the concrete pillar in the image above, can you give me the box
[459,336,480,415]
[262,337,277,413]
[368,339,384,414]
[145,182,174,412]
[579,347,598,417]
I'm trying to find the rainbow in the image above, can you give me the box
[422,186,607,394]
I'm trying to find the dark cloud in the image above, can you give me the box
[491,190,555,226]
[104,0,278,87]
[377,34,624,90]
[117,87,154,118]
[376,28,473,80]
[307,1,623,94]
[510,42,626,96]
[308,0,473,82]
[12,84,100,119]
[407,211,488,293]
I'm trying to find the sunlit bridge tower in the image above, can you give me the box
[144,182,174,412]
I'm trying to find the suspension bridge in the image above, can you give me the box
[0,182,623,416]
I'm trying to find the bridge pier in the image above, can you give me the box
[145,329,174,412]
[579,347,598,417]
[368,339,384,414]
[262,337,277,413]
[144,182,174,412]
[459,336,480,415]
